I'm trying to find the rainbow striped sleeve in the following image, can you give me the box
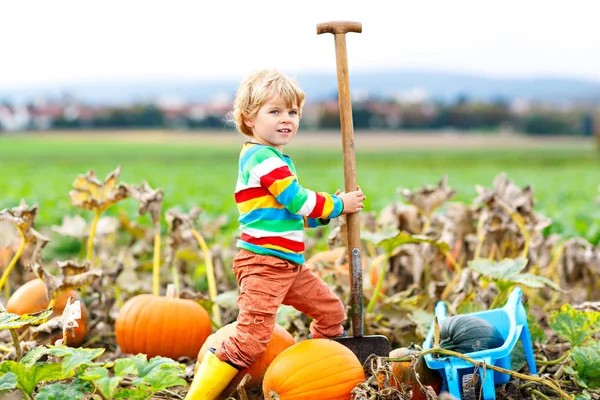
[245,147,343,220]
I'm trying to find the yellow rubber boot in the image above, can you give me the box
[184,350,238,400]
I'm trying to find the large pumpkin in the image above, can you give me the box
[115,290,212,360]
[389,346,442,400]
[5,278,89,347]
[262,339,365,400]
[196,322,295,398]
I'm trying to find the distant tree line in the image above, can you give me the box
[2,96,599,136]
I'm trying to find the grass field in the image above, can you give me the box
[1,131,599,249]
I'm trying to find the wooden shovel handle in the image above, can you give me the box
[317,21,363,336]
[316,21,362,35]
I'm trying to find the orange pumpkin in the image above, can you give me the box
[115,290,212,360]
[5,278,89,347]
[263,339,365,400]
[389,346,442,400]
[196,322,294,398]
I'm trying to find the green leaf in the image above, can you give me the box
[0,308,54,330]
[36,379,91,400]
[21,346,52,367]
[549,304,600,347]
[362,231,450,255]
[132,355,183,379]
[0,372,17,391]
[512,273,564,291]
[80,366,121,399]
[114,358,138,377]
[46,345,105,374]
[571,342,600,389]
[143,369,187,391]
[468,258,527,280]
[114,387,152,400]
[0,361,73,396]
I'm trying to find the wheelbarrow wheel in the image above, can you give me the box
[461,373,481,400]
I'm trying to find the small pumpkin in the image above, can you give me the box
[439,314,505,354]
[389,345,442,400]
[5,278,89,347]
[196,322,295,398]
[115,285,212,360]
[262,338,365,400]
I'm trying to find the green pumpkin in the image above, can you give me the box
[439,315,505,354]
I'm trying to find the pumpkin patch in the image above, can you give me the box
[1,151,598,399]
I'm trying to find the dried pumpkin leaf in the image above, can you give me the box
[69,166,130,212]
[129,181,164,225]
[165,207,203,263]
[0,200,38,233]
[400,175,456,215]
[42,260,102,301]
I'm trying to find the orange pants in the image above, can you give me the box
[215,249,347,368]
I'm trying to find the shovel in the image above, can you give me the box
[317,21,391,365]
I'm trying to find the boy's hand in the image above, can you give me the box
[336,186,366,214]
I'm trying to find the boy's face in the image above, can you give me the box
[244,95,299,152]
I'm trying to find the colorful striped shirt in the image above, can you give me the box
[235,142,344,264]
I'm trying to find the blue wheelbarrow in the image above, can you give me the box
[422,287,537,400]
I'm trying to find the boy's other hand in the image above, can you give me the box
[338,185,366,214]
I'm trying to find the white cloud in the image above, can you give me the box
[1,0,599,88]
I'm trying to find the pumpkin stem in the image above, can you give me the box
[191,228,221,327]
[0,226,26,292]
[268,390,281,400]
[9,328,22,362]
[166,283,178,298]
[86,210,102,262]
[152,230,161,296]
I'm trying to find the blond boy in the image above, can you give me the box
[185,69,365,399]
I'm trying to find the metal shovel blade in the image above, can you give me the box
[333,334,391,366]
[333,247,391,365]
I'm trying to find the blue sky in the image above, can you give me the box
[1,0,599,88]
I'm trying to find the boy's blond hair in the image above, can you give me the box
[233,69,306,137]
